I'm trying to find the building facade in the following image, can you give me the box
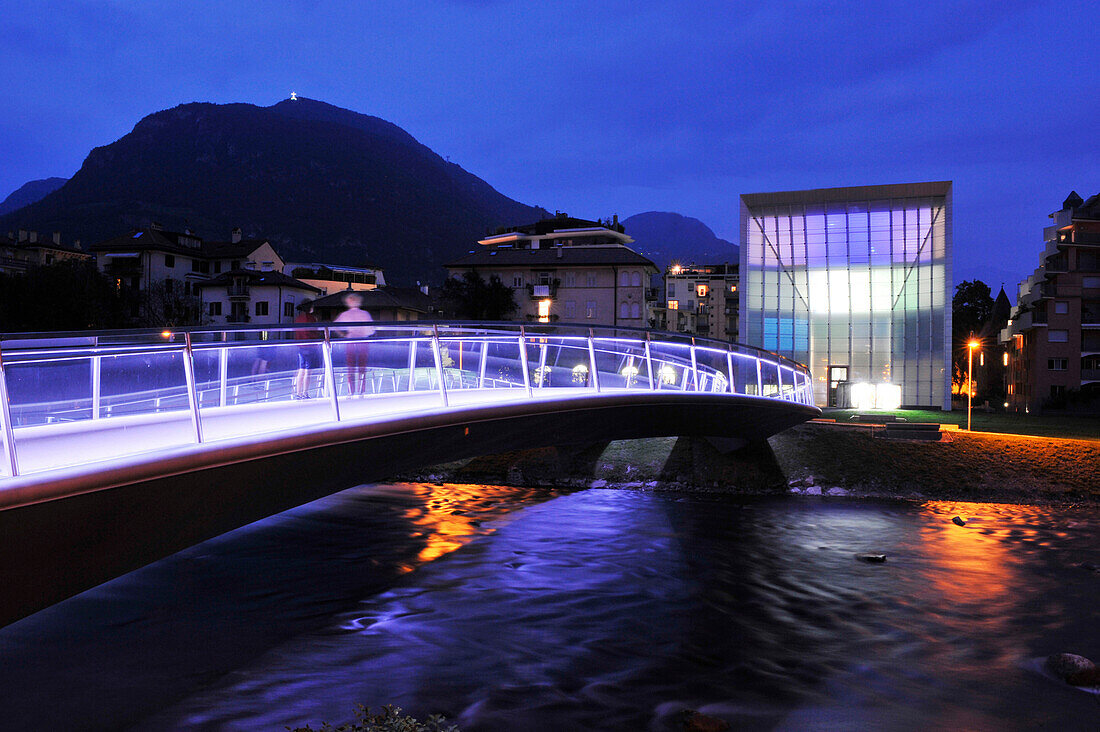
[91,224,320,325]
[284,262,386,295]
[445,214,659,327]
[740,182,952,409]
[1,230,91,275]
[1000,191,1100,412]
[663,263,739,341]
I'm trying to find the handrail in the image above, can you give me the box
[0,322,815,479]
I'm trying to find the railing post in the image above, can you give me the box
[726,347,736,395]
[518,326,532,398]
[431,325,449,407]
[0,344,20,477]
[776,364,784,400]
[182,333,203,444]
[322,327,341,422]
[756,357,763,396]
[689,339,699,392]
[478,338,488,388]
[644,331,655,390]
[587,328,600,392]
[407,339,418,392]
[91,336,101,420]
[537,341,548,388]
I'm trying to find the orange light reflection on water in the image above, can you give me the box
[392,482,538,572]
[916,501,1051,617]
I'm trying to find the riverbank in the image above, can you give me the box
[400,422,1100,506]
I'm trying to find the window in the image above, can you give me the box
[586,271,597,287]
[565,271,576,288]
[231,260,240,270]
[631,272,642,287]
[209,302,222,316]
[164,254,175,267]
[1048,329,1068,343]
[262,261,274,271]
[537,299,551,323]
[1054,301,1069,314]
[512,274,524,288]
[696,283,709,298]
[1083,276,1100,288]
[538,271,551,285]
[284,302,295,317]
[255,301,269,316]
[214,261,222,274]
[631,302,641,318]
[1048,358,1068,371]
[668,300,679,310]
[619,271,630,287]
[619,302,629,319]
[1051,385,1066,398]
[585,301,597,319]
[564,300,576,319]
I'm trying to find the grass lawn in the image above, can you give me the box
[823,408,1100,441]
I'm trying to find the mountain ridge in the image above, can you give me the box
[0,177,68,217]
[0,99,545,284]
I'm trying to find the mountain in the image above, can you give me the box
[622,211,738,271]
[0,177,68,216]
[0,99,544,284]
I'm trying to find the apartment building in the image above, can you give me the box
[1000,191,1100,411]
[662,262,739,341]
[445,213,659,327]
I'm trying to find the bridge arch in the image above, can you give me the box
[0,322,817,626]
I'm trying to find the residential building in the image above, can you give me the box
[1,230,91,275]
[444,213,659,327]
[195,270,322,325]
[91,224,284,300]
[663,262,739,341]
[740,182,952,409]
[1000,191,1100,411]
[311,286,432,323]
[284,262,386,295]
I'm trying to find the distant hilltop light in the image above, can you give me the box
[290,91,298,101]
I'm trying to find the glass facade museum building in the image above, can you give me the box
[740,182,952,409]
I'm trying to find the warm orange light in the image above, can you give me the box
[161,330,172,339]
[968,340,980,349]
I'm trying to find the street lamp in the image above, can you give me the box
[967,338,980,431]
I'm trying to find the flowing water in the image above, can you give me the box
[0,484,1097,731]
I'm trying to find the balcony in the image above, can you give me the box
[227,285,250,299]
[526,280,559,299]
[226,313,250,323]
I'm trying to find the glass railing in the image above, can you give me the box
[0,322,815,479]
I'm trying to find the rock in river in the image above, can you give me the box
[1045,653,1099,686]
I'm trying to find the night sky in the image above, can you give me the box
[3,0,1097,291]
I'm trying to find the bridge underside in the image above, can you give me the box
[0,393,817,628]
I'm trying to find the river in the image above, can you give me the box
[0,483,1097,730]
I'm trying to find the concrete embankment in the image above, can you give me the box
[401,422,1100,505]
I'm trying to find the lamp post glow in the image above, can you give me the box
[967,339,980,431]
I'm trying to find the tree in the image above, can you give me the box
[440,270,517,320]
[951,280,994,395]
[0,260,137,332]
[140,280,205,327]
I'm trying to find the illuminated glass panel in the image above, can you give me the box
[740,184,952,409]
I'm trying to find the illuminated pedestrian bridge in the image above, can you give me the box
[0,322,817,625]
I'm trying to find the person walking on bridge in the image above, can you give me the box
[334,292,375,397]
[293,299,320,399]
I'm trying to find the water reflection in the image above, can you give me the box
[0,489,1097,731]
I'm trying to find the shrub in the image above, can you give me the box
[289,704,459,732]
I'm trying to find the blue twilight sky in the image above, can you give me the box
[2,0,1097,290]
